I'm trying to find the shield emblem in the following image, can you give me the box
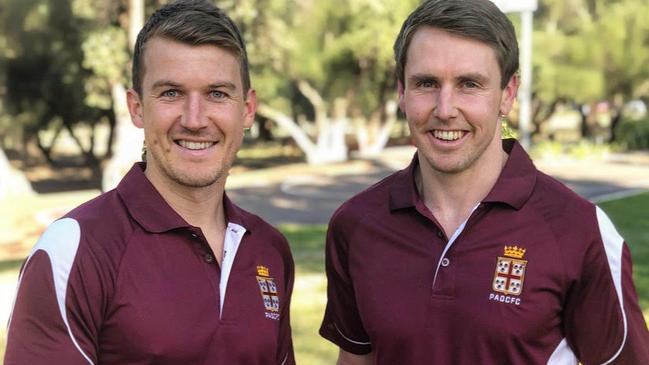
[267,278,277,293]
[262,294,273,311]
[271,296,280,312]
[257,277,269,292]
[492,257,527,296]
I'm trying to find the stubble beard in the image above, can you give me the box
[419,135,493,175]
[152,151,233,189]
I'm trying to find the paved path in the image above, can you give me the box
[228,146,649,226]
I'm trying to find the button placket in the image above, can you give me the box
[204,253,215,264]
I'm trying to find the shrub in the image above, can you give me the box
[615,117,649,150]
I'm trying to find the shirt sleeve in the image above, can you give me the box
[4,218,107,365]
[563,207,649,364]
[277,236,296,365]
[319,212,373,355]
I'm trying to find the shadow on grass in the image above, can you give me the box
[599,192,649,310]
[0,258,24,274]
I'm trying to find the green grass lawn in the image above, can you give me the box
[279,224,338,364]
[599,192,649,311]
[1,194,648,364]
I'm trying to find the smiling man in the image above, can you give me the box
[319,0,649,364]
[4,1,294,364]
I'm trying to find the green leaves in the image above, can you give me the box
[533,0,649,104]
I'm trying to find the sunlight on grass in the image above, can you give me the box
[0,330,5,364]
[599,192,649,310]
[291,273,337,364]
[279,224,338,364]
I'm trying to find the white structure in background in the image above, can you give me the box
[102,0,145,192]
[492,0,538,149]
[0,148,33,199]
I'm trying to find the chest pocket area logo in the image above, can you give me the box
[489,246,528,306]
[256,265,280,320]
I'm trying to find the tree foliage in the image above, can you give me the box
[531,0,649,140]
[2,0,649,168]
[223,0,418,162]
[0,0,130,165]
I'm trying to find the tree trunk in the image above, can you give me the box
[0,146,33,199]
[355,100,398,157]
[257,103,348,165]
[102,0,144,191]
[102,83,143,191]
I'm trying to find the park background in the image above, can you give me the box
[1,0,649,363]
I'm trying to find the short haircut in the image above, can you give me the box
[394,0,519,89]
[131,0,250,95]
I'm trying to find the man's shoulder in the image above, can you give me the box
[61,189,135,251]
[528,171,601,243]
[533,171,594,213]
[331,169,403,224]
[28,189,133,279]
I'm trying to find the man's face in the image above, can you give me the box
[398,27,517,175]
[127,37,255,189]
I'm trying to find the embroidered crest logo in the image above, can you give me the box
[492,246,527,296]
[256,265,280,320]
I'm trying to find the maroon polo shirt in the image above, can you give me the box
[5,163,295,365]
[320,139,649,364]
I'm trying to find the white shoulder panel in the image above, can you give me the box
[10,218,94,365]
[547,338,578,365]
[595,206,627,365]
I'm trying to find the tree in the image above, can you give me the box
[1,0,119,167]
[531,0,649,141]
[224,0,417,163]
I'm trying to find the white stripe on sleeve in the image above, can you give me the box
[8,218,95,365]
[595,206,627,365]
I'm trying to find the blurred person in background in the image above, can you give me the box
[4,1,294,364]
[319,0,649,364]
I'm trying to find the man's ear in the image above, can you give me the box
[243,88,257,129]
[397,79,406,115]
[126,89,144,128]
[499,74,520,115]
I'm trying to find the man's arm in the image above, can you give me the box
[319,211,373,355]
[337,349,375,365]
[4,219,105,365]
[564,207,649,364]
[277,236,296,365]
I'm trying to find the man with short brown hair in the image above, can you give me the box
[320,1,649,364]
[5,1,295,364]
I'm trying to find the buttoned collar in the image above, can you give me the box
[116,163,251,233]
[389,139,537,211]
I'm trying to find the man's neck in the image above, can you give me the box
[145,169,228,262]
[417,145,508,237]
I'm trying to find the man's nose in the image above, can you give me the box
[433,86,458,120]
[181,94,208,130]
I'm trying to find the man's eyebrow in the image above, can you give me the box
[208,82,237,91]
[409,73,436,81]
[456,72,489,83]
[407,73,437,86]
[151,80,181,90]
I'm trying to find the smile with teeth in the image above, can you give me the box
[432,130,465,141]
[177,140,216,150]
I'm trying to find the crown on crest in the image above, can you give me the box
[256,265,270,277]
[504,246,526,259]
